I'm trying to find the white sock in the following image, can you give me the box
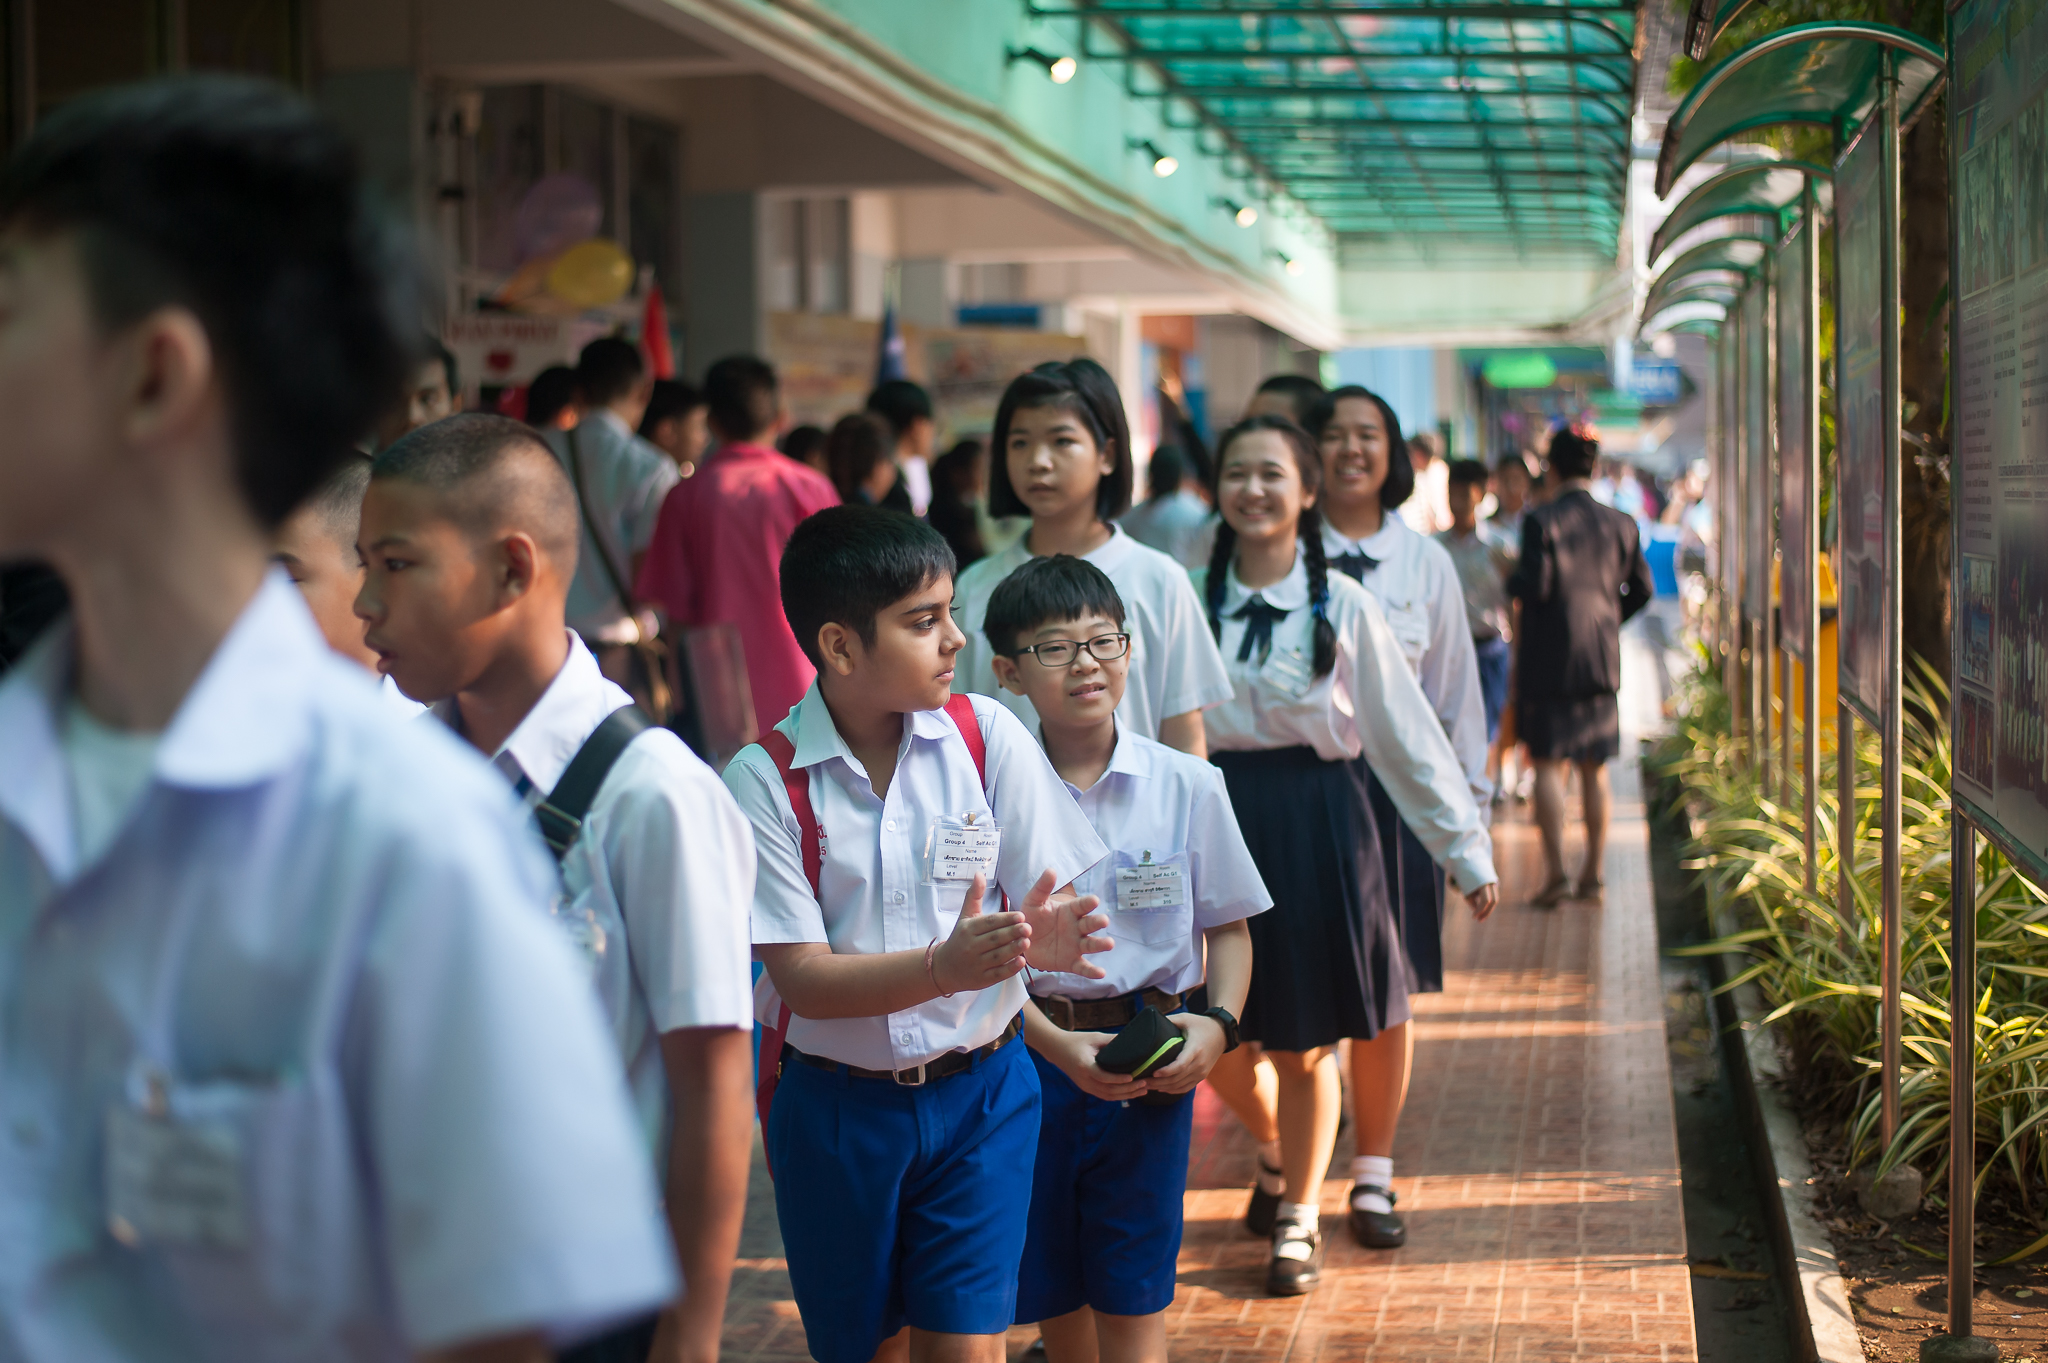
[1273,1201,1319,1258]
[1256,1140,1284,1193]
[1351,1156,1394,1213]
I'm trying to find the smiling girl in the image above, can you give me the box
[1192,416,1497,1297]
[952,359,1230,755]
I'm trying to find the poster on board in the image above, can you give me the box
[1778,218,1813,660]
[1834,122,1887,726]
[1743,281,1774,619]
[1953,0,2048,875]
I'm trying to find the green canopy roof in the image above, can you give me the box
[1647,159,1827,266]
[1653,233,1767,285]
[1642,275,1745,321]
[1684,0,1757,60]
[1642,300,1730,336]
[1654,23,1944,198]
[1044,1,1638,257]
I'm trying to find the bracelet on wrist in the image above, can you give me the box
[924,936,954,998]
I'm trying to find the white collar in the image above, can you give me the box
[1221,553,1310,613]
[1323,514,1411,557]
[595,408,634,440]
[1043,721,1151,795]
[787,681,967,774]
[0,568,333,880]
[431,634,629,794]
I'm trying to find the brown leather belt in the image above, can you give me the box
[785,1013,1023,1086]
[1033,988,1184,1032]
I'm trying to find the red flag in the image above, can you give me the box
[641,283,675,379]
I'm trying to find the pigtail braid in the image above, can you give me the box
[1299,506,1338,678]
[1204,515,1238,643]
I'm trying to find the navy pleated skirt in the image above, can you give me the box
[1211,746,1411,1052]
[1363,761,1448,994]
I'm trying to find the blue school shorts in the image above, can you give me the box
[1474,635,1512,742]
[1013,1029,1196,1322]
[766,1032,1040,1363]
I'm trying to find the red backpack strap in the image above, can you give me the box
[752,729,811,1154]
[943,692,988,791]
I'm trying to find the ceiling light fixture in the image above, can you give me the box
[1008,47,1077,83]
[1129,138,1178,177]
[1215,197,1259,226]
[1270,250,1304,276]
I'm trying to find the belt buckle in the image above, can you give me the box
[892,1062,928,1087]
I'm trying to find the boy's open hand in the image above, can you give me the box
[932,875,1030,995]
[1048,1027,1149,1102]
[1015,869,1113,978]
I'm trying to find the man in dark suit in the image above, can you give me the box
[1508,428,1655,906]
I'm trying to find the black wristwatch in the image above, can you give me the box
[1199,1006,1241,1053]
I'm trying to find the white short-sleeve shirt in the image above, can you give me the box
[1028,729,1270,1001]
[0,574,673,1359]
[431,635,755,1165]
[952,526,1232,739]
[723,686,1107,1073]
[1323,517,1491,804]
[1194,558,1497,893]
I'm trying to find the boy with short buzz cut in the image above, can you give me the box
[275,453,379,669]
[985,554,1269,1363]
[355,412,758,1363]
[1437,459,1515,752]
[722,504,1113,1363]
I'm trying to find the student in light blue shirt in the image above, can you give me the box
[0,76,672,1360]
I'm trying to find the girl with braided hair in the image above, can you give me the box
[1193,416,1499,1297]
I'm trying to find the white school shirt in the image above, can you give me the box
[430,635,755,1165]
[951,525,1232,740]
[0,573,673,1360]
[724,686,1107,1072]
[548,409,680,641]
[1322,517,1492,806]
[1194,558,1498,893]
[1029,728,1271,1001]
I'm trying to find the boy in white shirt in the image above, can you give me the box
[356,413,758,1363]
[986,555,1268,1363]
[722,505,1113,1363]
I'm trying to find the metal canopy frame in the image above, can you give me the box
[1647,158,1831,266]
[1684,0,1757,60]
[1654,22,1944,198]
[1034,0,1638,254]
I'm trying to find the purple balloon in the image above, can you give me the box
[515,174,604,263]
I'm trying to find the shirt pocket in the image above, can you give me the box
[1113,850,1193,947]
[106,1072,372,1357]
[1381,599,1431,672]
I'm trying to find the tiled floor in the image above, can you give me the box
[721,763,1695,1363]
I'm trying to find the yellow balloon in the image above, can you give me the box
[547,239,634,309]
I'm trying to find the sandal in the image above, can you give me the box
[1532,878,1572,908]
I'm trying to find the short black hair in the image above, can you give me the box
[1446,458,1489,490]
[982,554,1127,657]
[1146,445,1188,500]
[780,505,956,669]
[703,355,779,441]
[638,378,703,437]
[1306,385,1415,510]
[525,365,579,427]
[866,379,933,439]
[423,335,458,396]
[0,75,417,528]
[297,453,373,545]
[778,423,827,464]
[1254,373,1327,425]
[371,412,579,570]
[1548,427,1599,479]
[576,337,644,408]
[824,411,893,506]
[989,358,1133,521]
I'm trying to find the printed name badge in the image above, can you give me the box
[104,1095,248,1250]
[1116,852,1188,912]
[1261,646,1315,698]
[927,815,1002,883]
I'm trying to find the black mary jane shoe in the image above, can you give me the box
[1348,1183,1406,1248]
[1244,1159,1285,1237]
[1265,1219,1324,1296]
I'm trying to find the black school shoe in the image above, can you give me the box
[1348,1183,1406,1248]
[1244,1159,1284,1237]
[1265,1218,1324,1296]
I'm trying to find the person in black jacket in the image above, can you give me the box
[1508,428,1654,906]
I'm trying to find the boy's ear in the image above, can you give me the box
[989,651,1027,696]
[496,531,541,603]
[816,620,860,677]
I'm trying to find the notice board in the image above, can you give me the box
[1778,218,1813,660]
[1834,122,1888,726]
[1952,0,2048,875]
[1743,280,1774,618]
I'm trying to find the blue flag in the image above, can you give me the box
[875,304,907,385]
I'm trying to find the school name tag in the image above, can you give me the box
[104,1103,248,1249]
[928,817,1001,882]
[1116,859,1187,911]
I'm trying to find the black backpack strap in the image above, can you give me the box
[534,704,655,861]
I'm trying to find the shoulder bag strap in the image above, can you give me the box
[567,428,638,618]
[942,692,988,791]
[533,704,654,861]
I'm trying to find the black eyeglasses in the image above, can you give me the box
[1013,633,1131,667]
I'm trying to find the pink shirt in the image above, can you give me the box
[636,442,840,733]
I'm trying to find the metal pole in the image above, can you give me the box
[1736,295,1751,762]
[1838,698,1855,958]
[1878,49,1903,1149]
[1949,814,1978,1345]
[1802,178,1821,894]
[1780,635,1792,808]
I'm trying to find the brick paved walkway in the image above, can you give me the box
[721,764,1695,1363]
